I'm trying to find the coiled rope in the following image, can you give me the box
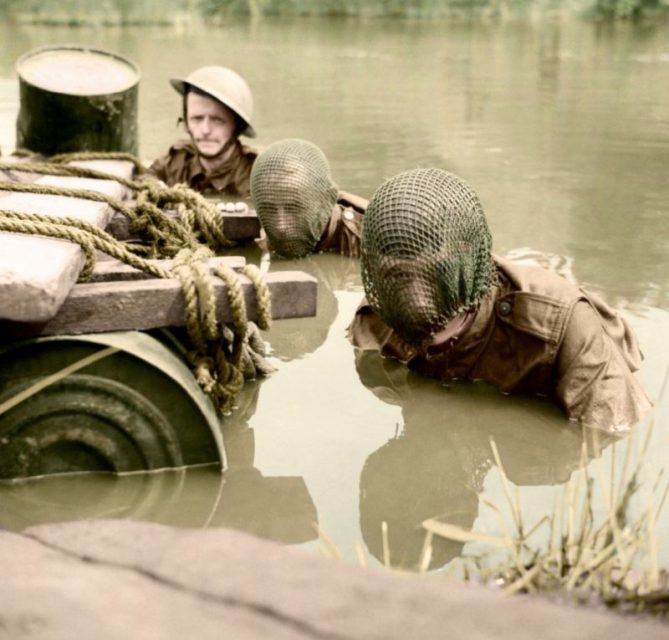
[0,152,272,414]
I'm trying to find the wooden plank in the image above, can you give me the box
[89,256,247,282]
[0,160,135,323]
[0,271,317,337]
[0,154,47,185]
[105,207,261,243]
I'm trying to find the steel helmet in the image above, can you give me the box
[170,65,256,138]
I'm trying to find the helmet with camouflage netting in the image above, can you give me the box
[361,168,495,347]
[250,139,339,258]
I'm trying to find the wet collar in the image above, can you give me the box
[425,310,477,356]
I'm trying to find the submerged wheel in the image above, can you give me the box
[0,332,225,480]
[0,374,183,479]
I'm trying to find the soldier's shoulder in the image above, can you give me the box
[338,191,368,214]
[239,142,259,161]
[167,139,197,156]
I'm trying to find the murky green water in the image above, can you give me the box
[1,16,668,572]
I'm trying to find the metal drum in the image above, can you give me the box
[15,45,140,156]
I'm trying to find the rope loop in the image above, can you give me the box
[241,263,273,331]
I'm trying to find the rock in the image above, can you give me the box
[0,519,665,640]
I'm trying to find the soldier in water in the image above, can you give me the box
[250,138,367,258]
[147,65,257,198]
[348,167,653,433]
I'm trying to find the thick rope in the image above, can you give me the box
[0,153,274,414]
[0,179,140,224]
[0,179,181,259]
[137,182,234,249]
[49,151,147,174]
[0,160,137,188]
[0,161,234,256]
[241,264,272,331]
[171,246,249,413]
[0,210,170,281]
[46,151,236,251]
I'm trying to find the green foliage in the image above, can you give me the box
[0,0,26,15]
[198,0,248,16]
[199,0,509,18]
[197,0,668,17]
[592,0,662,18]
[2,0,668,20]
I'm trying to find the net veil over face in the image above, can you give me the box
[361,168,496,346]
[251,139,338,258]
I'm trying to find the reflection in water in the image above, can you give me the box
[264,252,361,362]
[355,351,615,570]
[0,380,318,544]
[217,380,318,543]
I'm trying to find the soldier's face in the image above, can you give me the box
[364,253,451,347]
[185,92,236,159]
[254,165,332,258]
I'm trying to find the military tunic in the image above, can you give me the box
[348,255,652,432]
[258,191,367,257]
[315,191,367,257]
[146,139,257,197]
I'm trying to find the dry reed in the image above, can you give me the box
[420,426,669,618]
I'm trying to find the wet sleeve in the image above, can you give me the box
[347,302,415,362]
[340,210,362,258]
[555,301,653,432]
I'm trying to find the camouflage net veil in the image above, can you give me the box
[361,168,495,347]
[250,139,338,258]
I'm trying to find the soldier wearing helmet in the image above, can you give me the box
[147,65,258,198]
[348,167,653,433]
[250,138,367,259]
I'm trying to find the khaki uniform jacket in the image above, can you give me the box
[147,139,257,197]
[315,191,367,257]
[258,191,367,256]
[348,255,652,432]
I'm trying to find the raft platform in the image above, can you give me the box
[0,158,315,329]
[0,158,317,480]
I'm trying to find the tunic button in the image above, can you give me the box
[499,300,512,316]
[343,209,354,221]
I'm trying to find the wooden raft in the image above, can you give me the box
[0,160,315,334]
[0,158,135,322]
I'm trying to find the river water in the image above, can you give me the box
[1,16,668,572]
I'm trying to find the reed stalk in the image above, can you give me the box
[424,428,669,617]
